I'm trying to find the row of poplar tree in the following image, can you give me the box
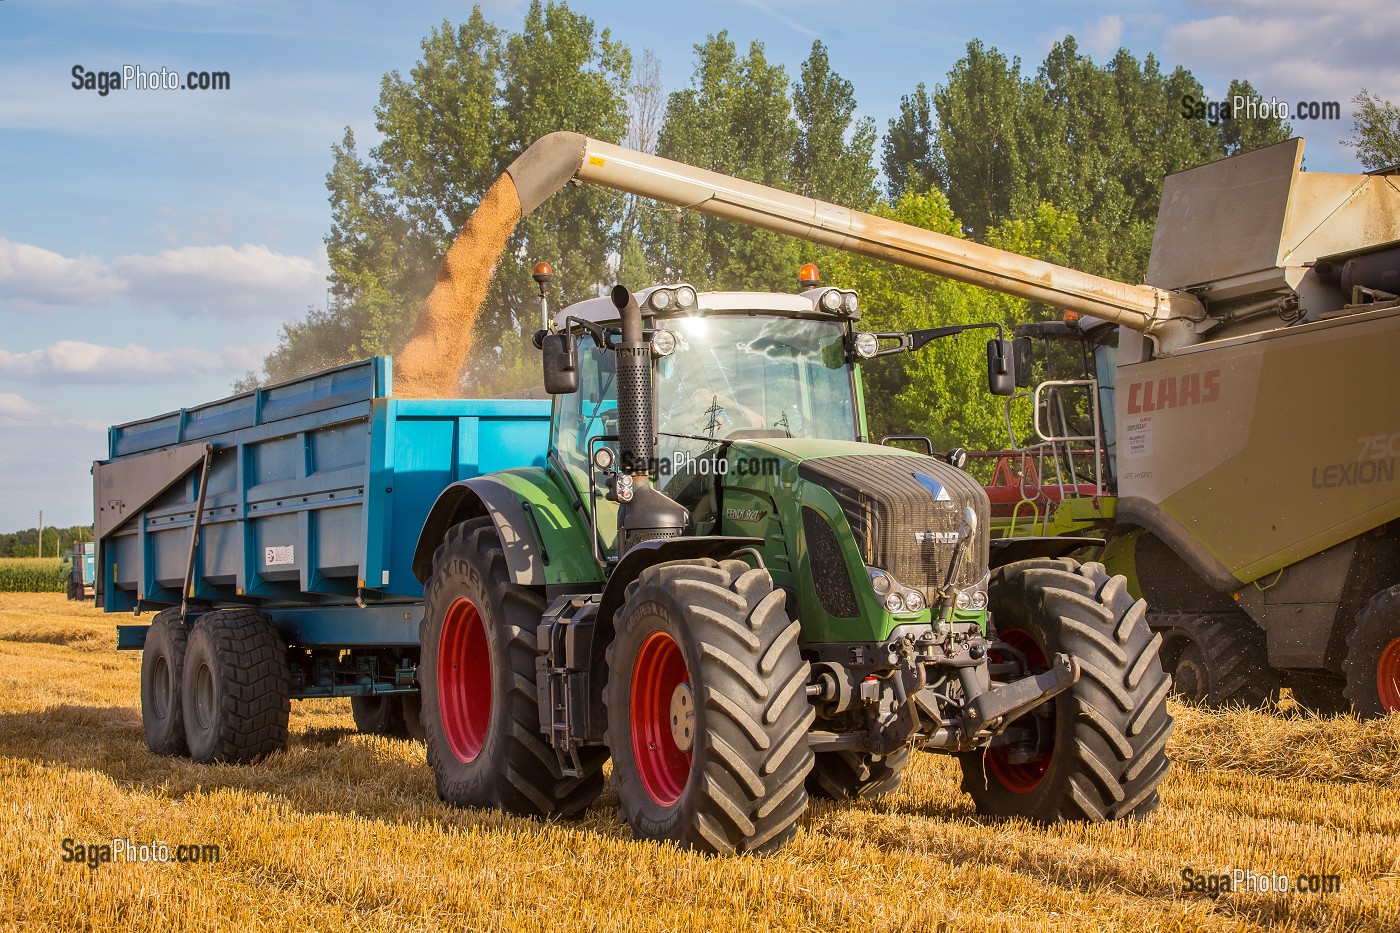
[250,1,1293,450]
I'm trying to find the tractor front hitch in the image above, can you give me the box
[960,652,1078,745]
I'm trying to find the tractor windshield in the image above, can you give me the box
[653,314,857,442]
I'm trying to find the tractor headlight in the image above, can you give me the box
[854,332,879,359]
[883,592,906,613]
[904,590,925,612]
[650,329,677,357]
[819,289,843,312]
[955,587,988,611]
[649,289,674,312]
[593,446,615,470]
[869,569,892,596]
[674,285,697,310]
[843,291,859,315]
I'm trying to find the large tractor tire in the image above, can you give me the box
[606,558,814,854]
[182,609,290,763]
[140,608,189,756]
[1342,585,1400,718]
[1153,611,1280,709]
[419,518,605,818]
[960,559,1172,823]
[807,747,910,800]
[350,695,410,738]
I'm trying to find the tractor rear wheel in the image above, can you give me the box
[807,747,910,800]
[140,608,189,756]
[1343,585,1400,718]
[1153,612,1279,709]
[419,518,605,818]
[182,609,290,763]
[350,695,410,738]
[960,559,1172,822]
[606,558,813,853]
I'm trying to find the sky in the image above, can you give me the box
[1,0,1397,530]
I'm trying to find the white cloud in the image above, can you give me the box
[1082,15,1124,60]
[0,340,271,386]
[0,240,122,305]
[1166,0,1400,168]
[0,237,326,317]
[0,392,49,420]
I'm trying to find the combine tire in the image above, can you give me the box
[606,558,813,854]
[1153,612,1279,709]
[419,518,605,818]
[350,695,409,738]
[807,748,910,800]
[182,609,290,763]
[1343,585,1400,718]
[140,608,189,756]
[960,559,1172,823]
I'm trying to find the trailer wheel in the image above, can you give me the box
[606,558,814,853]
[960,559,1172,822]
[420,518,605,818]
[1343,585,1400,718]
[182,609,290,763]
[401,694,427,742]
[350,695,409,738]
[807,747,910,800]
[140,608,189,756]
[1153,611,1279,709]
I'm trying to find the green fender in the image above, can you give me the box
[412,467,604,587]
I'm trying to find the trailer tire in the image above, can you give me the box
[420,518,605,819]
[1343,585,1400,718]
[807,747,910,800]
[1153,611,1279,709]
[401,694,427,742]
[606,558,814,854]
[960,559,1172,823]
[182,609,290,764]
[140,608,189,756]
[350,695,409,738]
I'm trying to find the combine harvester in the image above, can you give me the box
[966,140,1400,717]
[97,130,1389,852]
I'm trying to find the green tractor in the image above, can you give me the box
[409,274,1172,853]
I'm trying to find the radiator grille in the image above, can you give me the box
[797,455,990,597]
[801,506,859,618]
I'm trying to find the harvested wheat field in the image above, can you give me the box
[1,593,1397,932]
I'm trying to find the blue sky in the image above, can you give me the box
[1,0,1395,529]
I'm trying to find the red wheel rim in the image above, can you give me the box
[439,597,492,763]
[987,627,1054,793]
[1378,637,1400,714]
[631,631,692,806]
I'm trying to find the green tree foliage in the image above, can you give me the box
[641,32,800,291]
[0,525,92,559]
[882,38,1291,281]
[256,3,630,394]
[792,42,877,210]
[1345,90,1400,171]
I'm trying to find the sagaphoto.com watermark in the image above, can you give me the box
[1181,93,1341,121]
[61,837,222,870]
[1181,866,1343,898]
[71,64,231,97]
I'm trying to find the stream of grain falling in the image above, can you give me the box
[392,173,522,399]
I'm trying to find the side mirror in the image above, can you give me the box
[987,338,1014,397]
[541,333,579,395]
[1013,336,1033,388]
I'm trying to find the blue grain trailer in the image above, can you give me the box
[96,357,549,760]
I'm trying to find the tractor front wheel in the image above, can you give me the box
[606,558,813,853]
[960,559,1173,822]
[1343,585,1400,718]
